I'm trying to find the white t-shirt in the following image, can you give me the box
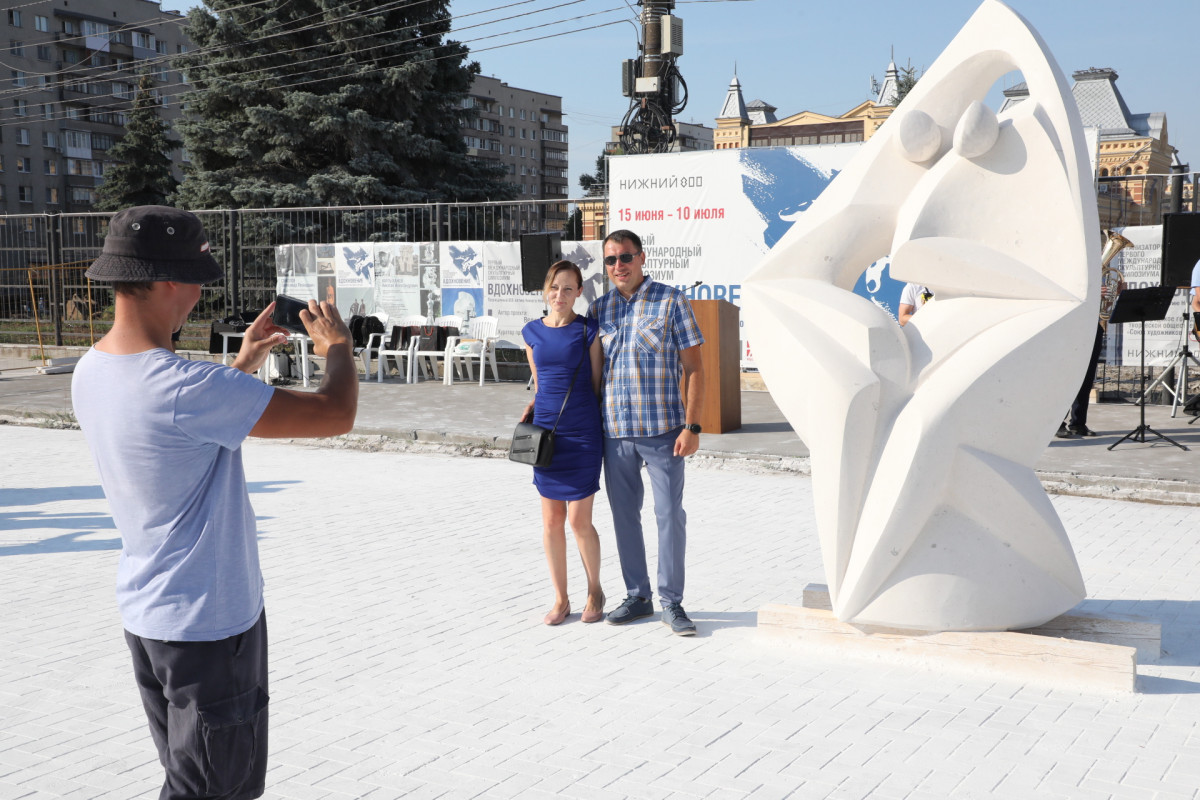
[900,282,930,309]
[72,348,274,641]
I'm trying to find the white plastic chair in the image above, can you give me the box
[357,312,390,377]
[445,315,500,386]
[414,315,461,382]
[375,315,428,383]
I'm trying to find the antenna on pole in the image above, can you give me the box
[617,1,688,155]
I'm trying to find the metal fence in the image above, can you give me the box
[0,172,1194,351]
[1097,171,1196,228]
[0,198,585,350]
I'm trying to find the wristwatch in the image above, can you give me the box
[685,423,702,434]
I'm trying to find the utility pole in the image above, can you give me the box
[617,1,687,154]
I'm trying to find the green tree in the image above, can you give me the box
[578,151,610,197]
[894,59,923,105]
[172,0,513,210]
[93,74,179,211]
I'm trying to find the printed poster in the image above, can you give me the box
[609,145,901,364]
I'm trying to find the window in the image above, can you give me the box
[16,128,29,145]
[83,21,110,37]
[71,188,94,205]
[62,20,79,35]
[9,40,23,56]
[42,131,55,147]
[520,109,526,120]
[34,15,48,32]
[17,157,30,172]
[64,130,89,149]
[155,39,167,55]
[62,49,79,65]
[0,155,4,171]
[498,105,504,116]
[45,187,59,204]
[8,10,21,27]
[11,70,26,87]
[13,99,26,117]
[92,133,113,149]
[36,44,49,61]
[43,160,56,175]
[18,185,32,203]
[132,32,154,49]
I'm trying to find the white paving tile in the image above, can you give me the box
[2,426,1200,799]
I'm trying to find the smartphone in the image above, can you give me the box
[272,294,310,334]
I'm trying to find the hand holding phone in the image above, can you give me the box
[271,294,309,334]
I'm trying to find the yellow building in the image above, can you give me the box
[1001,67,1174,227]
[714,63,899,150]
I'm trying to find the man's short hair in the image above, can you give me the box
[603,229,642,252]
[112,281,154,297]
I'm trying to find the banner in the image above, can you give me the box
[374,243,421,322]
[273,239,613,349]
[609,145,903,363]
[1110,225,1192,367]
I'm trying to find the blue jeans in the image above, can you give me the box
[603,428,687,606]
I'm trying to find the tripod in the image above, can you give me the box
[1137,306,1200,417]
[1108,285,1188,451]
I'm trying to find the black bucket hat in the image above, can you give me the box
[86,205,222,284]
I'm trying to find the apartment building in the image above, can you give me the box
[1,0,190,215]
[464,75,569,235]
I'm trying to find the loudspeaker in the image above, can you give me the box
[520,232,561,292]
[1161,213,1200,288]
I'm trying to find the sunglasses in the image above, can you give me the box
[603,252,640,266]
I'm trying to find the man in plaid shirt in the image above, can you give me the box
[589,229,706,636]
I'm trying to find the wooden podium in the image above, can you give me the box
[686,299,741,433]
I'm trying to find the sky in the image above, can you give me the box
[157,0,1199,192]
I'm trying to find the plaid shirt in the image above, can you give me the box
[589,278,704,438]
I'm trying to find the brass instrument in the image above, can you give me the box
[1098,229,1133,328]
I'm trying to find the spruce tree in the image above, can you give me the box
[93,74,179,211]
[173,0,513,210]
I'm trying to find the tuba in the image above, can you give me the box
[1098,229,1133,328]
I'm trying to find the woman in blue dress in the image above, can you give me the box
[521,261,605,626]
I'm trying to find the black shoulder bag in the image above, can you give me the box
[509,322,587,467]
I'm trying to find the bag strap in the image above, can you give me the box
[548,319,588,435]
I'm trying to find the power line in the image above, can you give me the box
[0,0,595,105]
[0,13,627,130]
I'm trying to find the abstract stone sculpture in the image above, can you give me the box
[743,0,1097,632]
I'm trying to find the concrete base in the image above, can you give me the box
[800,583,1160,662]
[757,584,1153,693]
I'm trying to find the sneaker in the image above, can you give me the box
[1054,423,1075,439]
[661,602,696,636]
[606,595,654,625]
[1068,426,1098,437]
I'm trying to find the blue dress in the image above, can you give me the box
[522,316,602,501]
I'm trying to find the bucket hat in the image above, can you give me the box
[86,205,222,284]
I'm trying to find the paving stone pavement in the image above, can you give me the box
[2,425,1200,799]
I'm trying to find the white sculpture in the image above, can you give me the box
[743,0,1098,632]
